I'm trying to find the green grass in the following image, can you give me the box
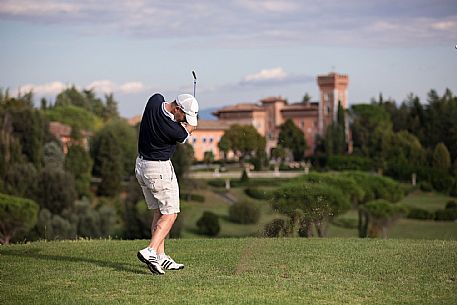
[399,190,455,212]
[1,238,456,304]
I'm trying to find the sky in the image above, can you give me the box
[0,0,456,118]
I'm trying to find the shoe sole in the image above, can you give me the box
[137,252,165,275]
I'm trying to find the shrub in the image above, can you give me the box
[240,169,249,183]
[434,209,457,221]
[272,181,351,237]
[244,187,272,200]
[180,193,205,202]
[196,211,220,236]
[419,181,433,192]
[0,193,39,244]
[407,208,434,220]
[228,201,261,224]
[264,218,286,237]
[363,199,408,238]
[341,171,404,203]
[327,155,373,171]
[296,173,365,205]
[431,174,455,193]
[445,201,457,210]
[207,179,226,188]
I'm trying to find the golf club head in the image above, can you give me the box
[192,71,197,80]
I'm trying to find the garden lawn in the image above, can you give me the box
[1,238,456,305]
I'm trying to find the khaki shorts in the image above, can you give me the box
[135,157,180,214]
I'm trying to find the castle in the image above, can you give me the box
[189,72,349,161]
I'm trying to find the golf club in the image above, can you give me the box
[192,71,197,97]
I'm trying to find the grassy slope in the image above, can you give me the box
[181,187,457,240]
[1,238,456,305]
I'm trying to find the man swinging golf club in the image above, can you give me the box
[135,91,198,275]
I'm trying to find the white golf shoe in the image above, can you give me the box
[137,248,165,275]
[159,254,185,270]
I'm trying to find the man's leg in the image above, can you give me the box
[150,209,165,255]
[148,213,177,251]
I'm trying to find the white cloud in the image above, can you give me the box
[1,0,456,47]
[236,0,299,13]
[119,82,145,94]
[0,0,79,16]
[244,67,287,82]
[16,80,147,97]
[86,80,116,94]
[431,20,456,30]
[19,81,68,95]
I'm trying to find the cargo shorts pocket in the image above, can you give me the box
[144,174,169,193]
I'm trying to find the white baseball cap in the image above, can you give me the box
[176,94,199,126]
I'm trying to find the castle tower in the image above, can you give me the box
[317,72,349,135]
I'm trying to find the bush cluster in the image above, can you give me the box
[180,193,205,202]
[407,208,434,220]
[228,201,260,224]
[244,188,272,200]
[196,211,220,236]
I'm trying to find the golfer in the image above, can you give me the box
[136,93,198,275]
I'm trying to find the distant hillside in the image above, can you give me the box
[198,107,219,120]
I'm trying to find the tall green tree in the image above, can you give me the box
[43,142,65,169]
[94,130,122,197]
[172,143,194,182]
[433,142,451,171]
[323,102,347,156]
[35,167,77,214]
[91,119,136,178]
[278,119,306,161]
[65,144,93,198]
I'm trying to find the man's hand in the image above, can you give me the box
[181,122,197,134]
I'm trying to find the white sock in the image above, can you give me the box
[158,253,166,260]
[144,247,157,256]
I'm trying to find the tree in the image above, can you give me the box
[65,144,93,198]
[95,130,122,197]
[35,167,77,214]
[278,119,306,161]
[364,199,407,238]
[324,102,347,156]
[171,143,194,182]
[219,124,266,164]
[91,119,137,178]
[302,93,312,103]
[102,93,119,120]
[203,151,214,167]
[350,103,392,158]
[3,162,38,199]
[272,182,351,237]
[43,142,65,169]
[433,142,451,171]
[0,193,39,244]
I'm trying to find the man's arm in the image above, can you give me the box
[181,123,197,135]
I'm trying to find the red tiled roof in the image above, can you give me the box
[196,119,231,130]
[49,121,71,137]
[213,103,265,115]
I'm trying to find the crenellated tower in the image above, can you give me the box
[317,72,349,135]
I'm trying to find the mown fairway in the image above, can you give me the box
[1,238,456,305]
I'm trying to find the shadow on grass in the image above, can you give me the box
[0,248,149,275]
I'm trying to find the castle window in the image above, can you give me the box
[192,137,197,144]
[209,137,214,144]
[203,137,206,144]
